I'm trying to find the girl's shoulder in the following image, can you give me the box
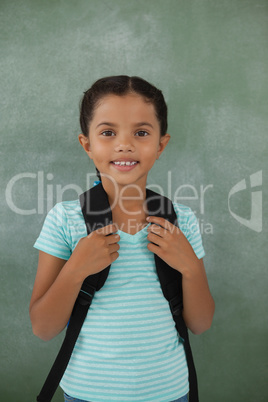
[54,199,81,212]
[172,202,197,221]
[172,202,205,258]
[173,202,201,235]
[34,199,85,260]
[42,199,84,236]
[47,199,82,220]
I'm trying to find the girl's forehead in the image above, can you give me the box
[97,93,150,107]
[93,93,158,121]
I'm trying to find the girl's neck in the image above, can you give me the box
[101,179,149,234]
[101,179,147,215]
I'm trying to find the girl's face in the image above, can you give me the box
[79,93,170,189]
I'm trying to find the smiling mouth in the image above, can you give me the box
[111,161,138,166]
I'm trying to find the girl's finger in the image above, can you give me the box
[106,233,120,245]
[146,216,175,232]
[147,231,166,248]
[147,241,162,256]
[109,243,120,254]
[147,224,168,238]
[95,223,118,236]
[110,250,119,263]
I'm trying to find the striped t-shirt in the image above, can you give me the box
[34,198,205,402]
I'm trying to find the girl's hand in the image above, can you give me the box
[146,216,199,277]
[70,223,120,281]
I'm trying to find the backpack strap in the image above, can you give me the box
[146,188,182,313]
[36,184,113,402]
[146,189,199,402]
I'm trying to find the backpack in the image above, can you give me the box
[37,183,199,402]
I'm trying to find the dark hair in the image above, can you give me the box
[79,75,168,180]
[80,75,168,136]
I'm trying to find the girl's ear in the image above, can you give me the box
[78,134,93,159]
[157,133,171,159]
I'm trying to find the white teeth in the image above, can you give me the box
[113,161,137,166]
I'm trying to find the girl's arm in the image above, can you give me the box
[29,251,84,341]
[147,216,215,335]
[29,224,120,341]
[180,258,215,335]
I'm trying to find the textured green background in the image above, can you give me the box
[1,1,267,401]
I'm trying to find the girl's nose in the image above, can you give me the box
[114,137,135,153]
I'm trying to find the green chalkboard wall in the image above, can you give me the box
[1,1,267,401]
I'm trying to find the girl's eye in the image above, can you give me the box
[101,130,115,137]
[135,130,149,137]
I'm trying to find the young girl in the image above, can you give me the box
[30,76,214,402]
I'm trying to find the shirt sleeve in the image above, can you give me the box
[33,203,72,260]
[173,203,205,259]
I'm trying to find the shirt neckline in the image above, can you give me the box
[117,223,150,244]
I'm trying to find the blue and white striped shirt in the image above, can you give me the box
[34,199,205,402]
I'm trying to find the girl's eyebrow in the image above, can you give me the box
[134,122,154,129]
[95,122,154,129]
[96,122,117,128]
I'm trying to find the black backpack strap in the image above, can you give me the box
[146,189,199,402]
[36,183,113,402]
